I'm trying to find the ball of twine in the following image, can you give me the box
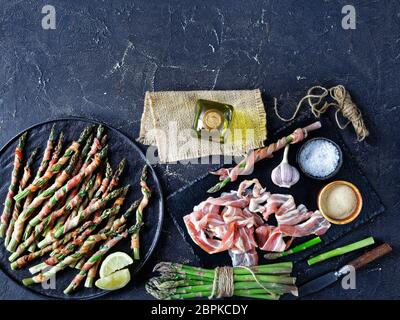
[274,85,369,141]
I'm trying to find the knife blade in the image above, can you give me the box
[298,243,392,297]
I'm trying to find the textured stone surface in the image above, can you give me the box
[0,0,399,299]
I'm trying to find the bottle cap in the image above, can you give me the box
[203,109,223,130]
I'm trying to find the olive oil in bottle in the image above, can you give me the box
[192,99,234,143]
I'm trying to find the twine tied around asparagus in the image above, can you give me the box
[274,85,369,141]
[209,266,271,299]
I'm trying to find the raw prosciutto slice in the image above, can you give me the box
[278,211,331,237]
[183,179,331,266]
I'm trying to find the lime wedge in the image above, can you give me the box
[99,252,133,278]
[95,269,131,291]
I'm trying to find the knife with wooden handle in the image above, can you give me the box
[298,243,392,297]
[347,243,392,270]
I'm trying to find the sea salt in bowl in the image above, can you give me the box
[297,137,343,180]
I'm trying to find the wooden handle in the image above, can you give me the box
[347,243,392,270]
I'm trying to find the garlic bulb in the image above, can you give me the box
[271,145,300,188]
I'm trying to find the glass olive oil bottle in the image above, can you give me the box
[192,99,234,143]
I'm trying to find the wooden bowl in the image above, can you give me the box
[317,180,363,225]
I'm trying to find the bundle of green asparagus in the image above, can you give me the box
[0,124,152,295]
[146,262,298,300]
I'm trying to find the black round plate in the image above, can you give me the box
[0,118,164,299]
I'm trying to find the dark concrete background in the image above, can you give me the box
[0,0,399,299]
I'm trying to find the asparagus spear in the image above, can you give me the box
[48,200,138,289]
[146,262,297,300]
[80,133,94,163]
[23,161,81,243]
[131,165,151,260]
[35,124,57,179]
[207,122,322,193]
[8,177,95,262]
[87,171,104,204]
[14,125,94,202]
[0,133,28,238]
[30,207,119,274]
[32,132,65,198]
[37,186,128,248]
[84,196,139,288]
[153,262,293,277]
[307,237,375,265]
[85,126,105,163]
[264,237,322,260]
[21,133,64,239]
[27,241,37,253]
[106,159,126,193]
[11,244,54,270]
[43,187,81,238]
[5,148,39,246]
[28,147,108,228]
[6,154,79,252]
[101,188,129,232]
[75,257,87,270]
[93,162,113,200]
[64,225,137,294]
[22,233,110,286]
[147,277,295,299]
[47,132,65,171]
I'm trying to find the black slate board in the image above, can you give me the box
[0,118,164,299]
[167,115,385,268]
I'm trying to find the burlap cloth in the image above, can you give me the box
[138,90,267,163]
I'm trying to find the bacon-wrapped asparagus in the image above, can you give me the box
[37,186,128,248]
[207,122,322,193]
[131,165,152,260]
[36,124,56,179]
[22,233,110,286]
[67,202,139,292]
[20,132,63,240]
[107,159,126,193]
[0,133,28,238]
[22,157,81,243]
[6,154,79,252]
[64,228,130,294]
[31,132,65,199]
[10,244,54,270]
[92,162,113,201]
[83,189,133,287]
[8,177,96,262]
[85,125,105,163]
[5,148,38,246]
[28,146,108,228]
[48,132,65,171]
[14,125,94,202]
[30,207,120,274]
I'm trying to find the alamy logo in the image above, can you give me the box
[339,265,356,290]
[41,266,57,290]
[341,5,356,30]
[41,5,56,30]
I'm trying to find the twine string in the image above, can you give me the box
[274,85,369,141]
[209,266,272,299]
[210,266,234,299]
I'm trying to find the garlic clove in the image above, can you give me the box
[271,145,300,188]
